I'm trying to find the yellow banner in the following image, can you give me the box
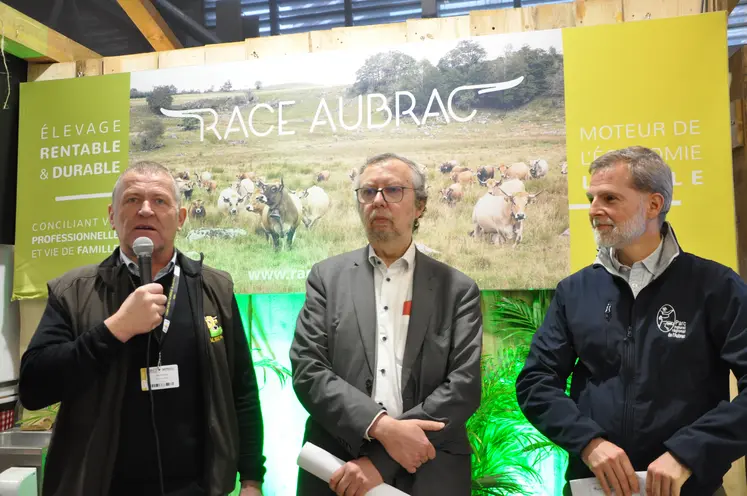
[563,12,736,272]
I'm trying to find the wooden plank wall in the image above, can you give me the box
[21,0,747,493]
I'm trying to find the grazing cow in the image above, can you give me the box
[451,170,474,185]
[499,162,531,181]
[316,170,330,182]
[297,185,330,229]
[257,178,302,251]
[174,170,190,180]
[189,199,206,220]
[470,190,541,246]
[216,187,246,216]
[530,159,549,179]
[440,160,458,174]
[489,178,526,197]
[348,168,358,181]
[560,161,568,175]
[235,178,255,199]
[176,178,194,201]
[441,183,464,205]
[202,179,218,194]
[477,166,495,185]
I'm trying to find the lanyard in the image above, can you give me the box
[156,263,180,368]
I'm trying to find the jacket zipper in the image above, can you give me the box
[621,293,636,449]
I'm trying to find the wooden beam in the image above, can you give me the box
[116,0,183,51]
[0,1,100,62]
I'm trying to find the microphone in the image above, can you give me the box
[133,237,154,285]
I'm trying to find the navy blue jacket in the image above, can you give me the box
[516,250,747,495]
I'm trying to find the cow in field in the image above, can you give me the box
[216,187,246,216]
[257,178,302,251]
[451,170,474,185]
[189,200,206,220]
[297,185,330,229]
[202,179,218,194]
[235,178,255,200]
[499,162,531,181]
[441,183,464,206]
[487,178,526,197]
[440,160,458,174]
[560,161,568,175]
[530,159,549,179]
[477,166,495,185]
[176,178,195,201]
[348,168,358,181]
[470,190,541,246]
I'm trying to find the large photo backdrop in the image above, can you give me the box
[129,30,567,294]
[13,13,736,300]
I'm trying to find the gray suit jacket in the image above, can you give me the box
[290,245,483,489]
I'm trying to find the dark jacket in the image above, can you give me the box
[516,247,747,495]
[19,249,265,496]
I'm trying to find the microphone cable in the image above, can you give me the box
[146,330,165,496]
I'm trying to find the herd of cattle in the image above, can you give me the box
[173,169,331,251]
[170,156,566,250]
[437,158,567,246]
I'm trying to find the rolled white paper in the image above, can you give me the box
[297,442,410,496]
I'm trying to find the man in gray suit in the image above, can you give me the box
[290,153,483,496]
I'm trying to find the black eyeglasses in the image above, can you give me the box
[355,186,411,204]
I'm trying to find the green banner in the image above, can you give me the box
[13,73,130,299]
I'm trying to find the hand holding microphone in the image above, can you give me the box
[105,237,168,343]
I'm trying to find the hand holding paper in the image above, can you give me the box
[570,472,647,496]
[581,439,639,496]
[297,442,410,496]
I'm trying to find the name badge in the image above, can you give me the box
[140,365,180,391]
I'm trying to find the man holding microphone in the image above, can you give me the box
[19,161,266,496]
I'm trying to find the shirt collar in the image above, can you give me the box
[119,248,177,281]
[368,241,417,270]
[610,236,663,274]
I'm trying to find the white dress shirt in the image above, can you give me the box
[365,241,416,437]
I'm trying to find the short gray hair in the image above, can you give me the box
[589,146,672,225]
[112,161,180,209]
[354,152,428,232]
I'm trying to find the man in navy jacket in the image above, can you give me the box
[516,146,747,496]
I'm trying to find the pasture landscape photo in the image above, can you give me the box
[129,30,569,293]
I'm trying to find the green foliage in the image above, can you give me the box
[132,119,165,151]
[180,117,199,131]
[490,290,553,344]
[468,291,564,495]
[253,350,292,388]
[145,85,175,114]
[350,41,564,114]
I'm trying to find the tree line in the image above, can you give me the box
[348,40,564,114]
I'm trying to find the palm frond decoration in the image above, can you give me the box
[468,291,565,495]
[252,348,292,389]
[488,290,553,344]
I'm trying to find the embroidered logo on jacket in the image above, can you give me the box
[205,315,224,342]
[656,304,687,339]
